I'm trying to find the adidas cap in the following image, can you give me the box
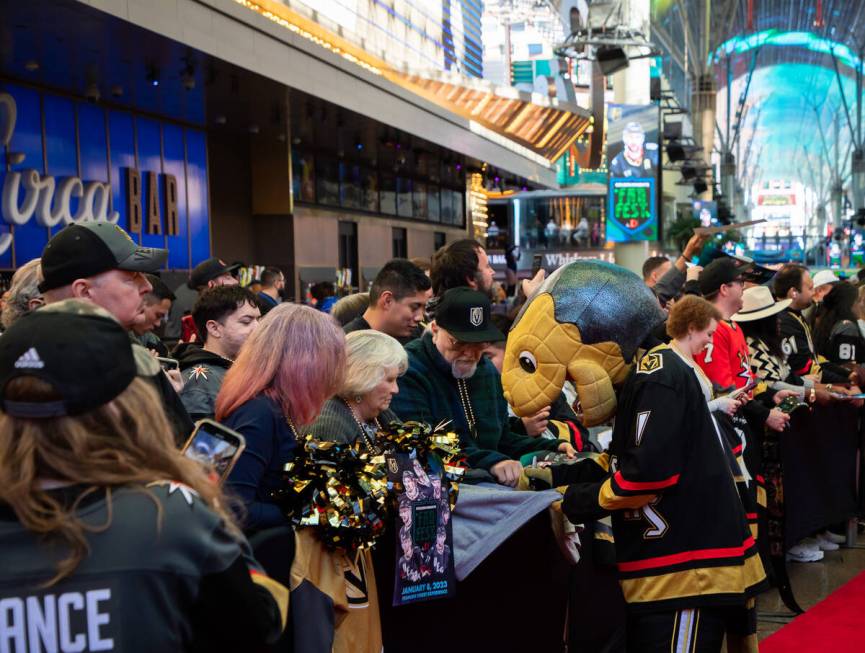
[0,301,137,417]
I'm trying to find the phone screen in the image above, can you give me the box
[531,254,544,276]
[182,420,245,482]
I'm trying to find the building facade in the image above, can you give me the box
[1,0,592,299]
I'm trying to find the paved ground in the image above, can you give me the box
[757,530,865,640]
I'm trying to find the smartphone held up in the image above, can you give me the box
[181,419,246,484]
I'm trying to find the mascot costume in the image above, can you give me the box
[502,259,767,653]
[503,259,663,426]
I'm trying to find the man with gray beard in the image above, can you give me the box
[391,287,575,486]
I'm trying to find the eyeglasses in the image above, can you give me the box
[444,334,491,354]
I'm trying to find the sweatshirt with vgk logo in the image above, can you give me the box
[0,483,286,652]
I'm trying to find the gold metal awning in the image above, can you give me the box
[386,71,593,163]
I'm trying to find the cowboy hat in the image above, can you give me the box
[731,285,792,322]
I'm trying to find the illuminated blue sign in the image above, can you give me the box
[0,83,210,269]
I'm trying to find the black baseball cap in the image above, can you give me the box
[698,257,754,296]
[0,305,137,418]
[39,222,168,293]
[434,287,505,343]
[189,257,241,289]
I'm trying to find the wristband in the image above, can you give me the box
[809,388,816,404]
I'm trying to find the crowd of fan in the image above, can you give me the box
[643,238,864,561]
[0,220,861,651]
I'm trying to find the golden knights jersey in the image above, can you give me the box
[559,346,767,613]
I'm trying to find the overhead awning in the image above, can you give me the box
[387,71,594,163]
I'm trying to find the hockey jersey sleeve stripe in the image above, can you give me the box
[564,420,583,451]
[792,358,812,376]
[613,470,680,492]
[617,536,756,573]
[598,477,656,511]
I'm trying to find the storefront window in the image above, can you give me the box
[340,162,362,209]
[397,176,413,218]
[413,181,428,220]
[516,195,604,250]
[440,188,454,224]
[361,166,378,212]
[380,172,396,215]
[316,156,340,206]
[292,150,316,203]
[288,131,464,227]
[453,190,465,228]
[427,185,441,222]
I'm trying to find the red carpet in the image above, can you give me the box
[760,570,865,652]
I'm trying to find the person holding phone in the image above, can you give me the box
[0,304,287,652]
[216,303,345,533]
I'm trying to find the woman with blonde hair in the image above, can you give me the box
[298,329,407,653]
[217,302,345,533]
[310,329,407,447]
[0,301,286,651]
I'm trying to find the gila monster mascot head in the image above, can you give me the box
[502,260,664,426]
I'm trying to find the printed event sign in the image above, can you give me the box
[387,452,456,606]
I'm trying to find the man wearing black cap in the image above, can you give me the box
[165,257,240,342]
[38,222,194,442]
[390,287,575,487]
[694,258,771,394]
[39,222,168,330]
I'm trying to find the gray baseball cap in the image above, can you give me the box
[39,222,168,292]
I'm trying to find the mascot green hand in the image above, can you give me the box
[502,260,665,426]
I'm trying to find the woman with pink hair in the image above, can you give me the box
[216,303,345,533]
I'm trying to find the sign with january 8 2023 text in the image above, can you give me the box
[0,84,210,269]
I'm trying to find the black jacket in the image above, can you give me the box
[779,309,850,383]
[177,346,232,422]
[0,484,285,652]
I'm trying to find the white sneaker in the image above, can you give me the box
[786,543,824,562]
[816,533,840,551]
[822,530,846,545]
[800,537,821,553]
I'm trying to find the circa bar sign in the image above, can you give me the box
[0,92,179,257]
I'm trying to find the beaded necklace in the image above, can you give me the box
[456,378,477,438]
[342,398,381,452]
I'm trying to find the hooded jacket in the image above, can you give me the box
[177,346,232,422]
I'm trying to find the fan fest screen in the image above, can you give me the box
[606,104,660,242]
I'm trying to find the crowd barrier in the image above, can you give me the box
[782,402,862,549]
[371,404,862,652]
[249,405,862,653]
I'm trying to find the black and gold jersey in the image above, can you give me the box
[560,345,766,613]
